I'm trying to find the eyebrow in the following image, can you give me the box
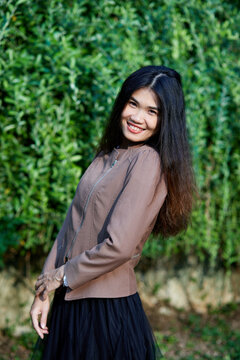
[130,96,159,111]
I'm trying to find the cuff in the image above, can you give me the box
[63,274,69,287]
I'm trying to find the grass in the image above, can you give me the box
[155,304,240,359]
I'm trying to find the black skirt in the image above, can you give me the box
[32,286,163,360]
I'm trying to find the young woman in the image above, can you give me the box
[30,65,195,359]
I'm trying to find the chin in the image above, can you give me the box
[122,132,141,143]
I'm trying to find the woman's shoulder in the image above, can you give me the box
[128,144,160,165]
[121,145,162,186]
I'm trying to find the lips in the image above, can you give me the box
[127,121,145,134]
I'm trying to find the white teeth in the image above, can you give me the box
[128,123,143,131]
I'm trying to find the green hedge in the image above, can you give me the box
[0,0,239,269]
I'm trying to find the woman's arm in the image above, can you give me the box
[30,295,50,339]
[33,202,74,300]
[40,200,74,274]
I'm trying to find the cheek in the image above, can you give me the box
[148,116,159,132]
[121,107,130,119]
[120,112,128,129]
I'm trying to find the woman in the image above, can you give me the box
[30,65,195,359]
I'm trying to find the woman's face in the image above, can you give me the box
[121,87,159,144]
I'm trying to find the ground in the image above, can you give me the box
[0,300,239,360]
[145,300,240,359]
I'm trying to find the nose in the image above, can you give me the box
[130,109,144,124]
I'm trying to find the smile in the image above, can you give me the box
[127,121,144,134]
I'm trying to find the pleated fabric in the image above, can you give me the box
[31,286,163,360]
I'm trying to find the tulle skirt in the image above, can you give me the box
[31,286,163,360]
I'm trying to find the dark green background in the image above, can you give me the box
[0,0,239,270]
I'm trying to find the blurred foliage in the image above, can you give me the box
[0,0,239,270]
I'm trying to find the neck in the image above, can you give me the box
[119,138,145,149]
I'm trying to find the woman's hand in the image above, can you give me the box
[35,265,65,300]
[30,295,50,339]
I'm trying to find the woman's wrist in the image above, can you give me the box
[55,265,65,284]
[54,265,68,287]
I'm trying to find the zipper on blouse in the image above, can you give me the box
[64,158,118,263]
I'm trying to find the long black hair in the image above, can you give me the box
[97,65,196,237]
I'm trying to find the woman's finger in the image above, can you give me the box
[31,310,44,339]
[35,278,45,290]
[35,282,41,291]
[40,289,49,301]
[35,284,46,296]
[35,282,44,292]
[40,303,49,330]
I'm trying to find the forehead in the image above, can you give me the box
[130,87,158,107]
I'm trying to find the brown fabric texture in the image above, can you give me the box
[42,144,167,300]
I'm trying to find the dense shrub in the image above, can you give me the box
[0,0,239,269]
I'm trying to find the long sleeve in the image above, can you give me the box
[64,149,167,290]
[41,200,74,274]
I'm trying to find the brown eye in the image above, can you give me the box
[149,109,157,115]
[129,100,137,107]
